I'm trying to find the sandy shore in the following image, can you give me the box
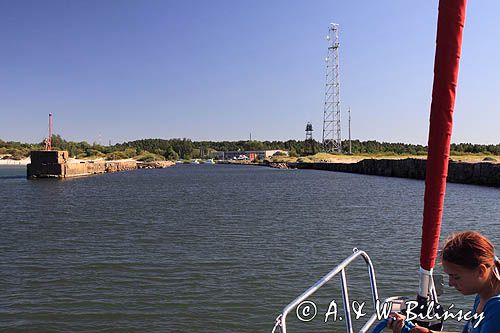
[0,158,30,165]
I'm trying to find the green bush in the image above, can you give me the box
[297,157,312,163]
[105,151,129,160]
[136,153,165,162]
[164,147,179,161]
[2,148,29,160]
[273,151,288,156]
[123,147,138,158]
[11,151,28,160]
[289,148,298,157]
[85,149,106,158]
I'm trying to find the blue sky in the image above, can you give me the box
[0,0,498,144]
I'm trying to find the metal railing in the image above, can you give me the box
[272,248,441,333]
[273,248,379,333]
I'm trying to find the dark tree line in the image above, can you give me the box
[1,137,499,160]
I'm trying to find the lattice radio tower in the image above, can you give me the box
[322,23,342,153]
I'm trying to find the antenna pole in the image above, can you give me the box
[348,107,351,154]
[47,113,52,151]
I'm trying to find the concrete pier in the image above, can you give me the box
[28,151,138,179]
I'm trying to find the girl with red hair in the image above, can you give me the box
[389,231,500,333]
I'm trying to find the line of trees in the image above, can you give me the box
[1,136,499,160]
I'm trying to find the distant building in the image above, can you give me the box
[216,150,289,161]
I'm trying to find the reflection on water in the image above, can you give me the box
[0,165,498,332]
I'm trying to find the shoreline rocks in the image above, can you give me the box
[268,162,289,169]
[137,161,175,169]
[289,158,500,187]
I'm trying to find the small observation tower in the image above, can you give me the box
[305,122,313,141]
[305,122,315,155]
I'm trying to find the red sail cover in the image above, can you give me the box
[420,0,467,271]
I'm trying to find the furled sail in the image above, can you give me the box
[419,0,467,298]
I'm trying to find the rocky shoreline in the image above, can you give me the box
[137,161,175,169]
[287,158,500,187]
[22,152,500,187]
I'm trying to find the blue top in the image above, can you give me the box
[461,293,500,333]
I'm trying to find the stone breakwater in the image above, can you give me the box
[27,151,174,179]
[289,158,500,187]
[137,161,175,169]
[268,162,289,169]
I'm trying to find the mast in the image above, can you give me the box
[418,0,467,300]
[46,113,53,151]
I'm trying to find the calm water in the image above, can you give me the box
[0,165,499,332]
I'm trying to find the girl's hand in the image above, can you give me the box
[387,312,406,333]
[386,312,432,333]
